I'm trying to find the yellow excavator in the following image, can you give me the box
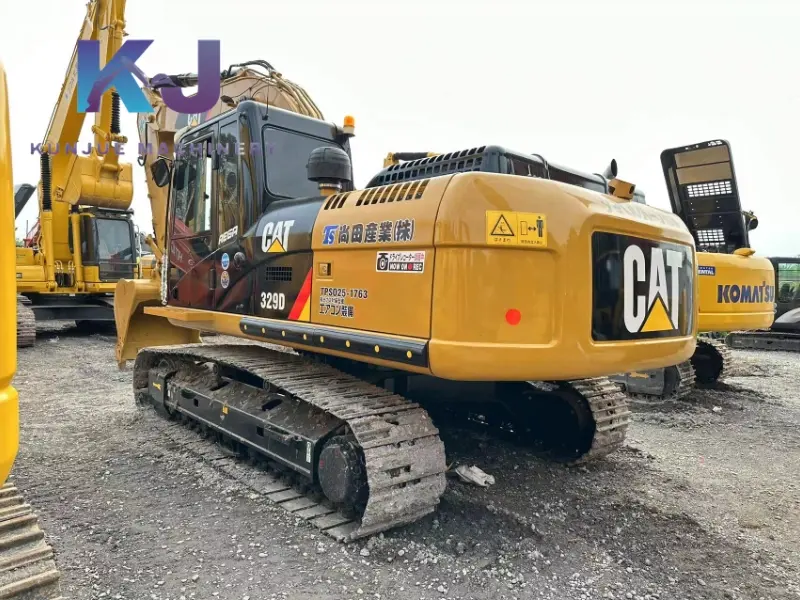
[13,0,138,348]
[610,140,775,400]
[112,49,701,541]
[1,63,63,600]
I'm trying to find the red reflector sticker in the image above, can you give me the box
[505,309,521,325]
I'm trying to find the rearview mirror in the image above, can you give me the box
[150,157,172,188]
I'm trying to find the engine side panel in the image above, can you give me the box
[309,178,444,339]
[697,252,776,332]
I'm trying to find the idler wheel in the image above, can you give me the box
[318,435,368,510]
[691,341,724,386]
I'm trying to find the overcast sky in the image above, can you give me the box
[2,0,799,256]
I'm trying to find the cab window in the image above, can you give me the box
[217,121,240,239]
[173,139,213,238]
[778,262,800,302]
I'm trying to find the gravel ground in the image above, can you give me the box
[9,324,800,600]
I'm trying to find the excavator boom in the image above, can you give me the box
[14,0,145,348]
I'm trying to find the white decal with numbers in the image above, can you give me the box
[260,292,286,310]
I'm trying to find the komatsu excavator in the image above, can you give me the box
[611,140,775,400]
[1,62,63,600]
[13,0,138,348]
[112,52,701,540]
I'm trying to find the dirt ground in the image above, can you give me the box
[9,324,800,600]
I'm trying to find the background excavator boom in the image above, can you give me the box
[14,0,144,348]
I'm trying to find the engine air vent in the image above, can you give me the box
[264,266,292,282]
[368,147,486,187]
[355,179,430,207]
[323,191,352,210]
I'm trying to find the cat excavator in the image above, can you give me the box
[13,0,138,348]
[610,140,775,400]
[113,50,701,540]
[1,63,63,600]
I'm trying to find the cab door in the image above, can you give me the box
[213,116,252,313]
[167,131,217,310]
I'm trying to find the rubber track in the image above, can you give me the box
[624,361,696,403]
[567,377,632,462]
[133,343,447,542]
[726,330,800,353]
[15,298,35,349]
[0,484,62,600]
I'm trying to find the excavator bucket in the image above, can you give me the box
[114,278,200,366]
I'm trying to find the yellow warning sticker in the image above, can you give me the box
[486,211,547,247]
[267,238,286,253]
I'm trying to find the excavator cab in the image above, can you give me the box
[66,209,137,284]
[162,101,351,311]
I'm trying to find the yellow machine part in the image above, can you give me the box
[697,250,776,332]
[123,173,699,381]
[115,278,200,367]
[0,63,18,485]
[139,255,156,280]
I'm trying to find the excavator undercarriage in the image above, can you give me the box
[134,343,631,540]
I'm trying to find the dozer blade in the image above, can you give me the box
[0,483,62,600]
[114,278,200,367]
